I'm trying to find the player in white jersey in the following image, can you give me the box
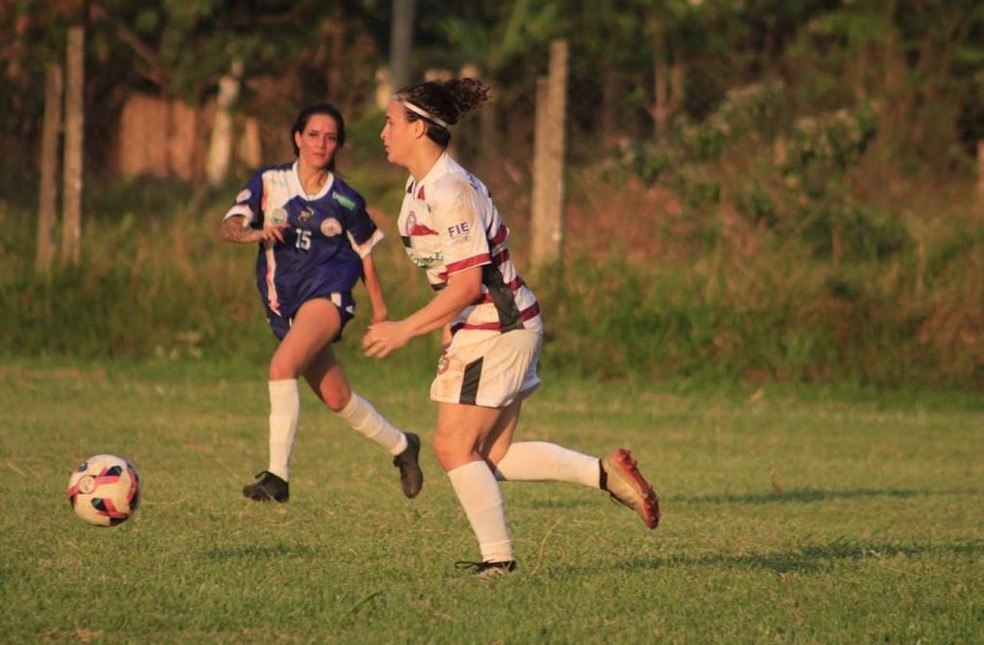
[220,102,423,504]
[363,79,660,578]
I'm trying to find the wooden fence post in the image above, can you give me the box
[530,39,568,276]
[37,63,63,272]
[389,0,415,93]
[977,140,983,197]
[206,62,242,187]
[61,25,84,267]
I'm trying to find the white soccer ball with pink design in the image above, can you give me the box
[67,454,141,526]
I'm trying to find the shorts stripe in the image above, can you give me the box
[459,357,484,405]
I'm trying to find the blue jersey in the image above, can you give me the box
[224,162,383,322]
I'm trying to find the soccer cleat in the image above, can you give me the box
[455,560,517,580]
[392,432,424,498]
[242,471,289,503]
[601,449,660,529]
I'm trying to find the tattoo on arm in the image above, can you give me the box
[219,216,254,243]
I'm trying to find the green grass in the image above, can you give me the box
[1,358,981,643]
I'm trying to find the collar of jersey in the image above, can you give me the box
[406,152,453,200]
[292,161,335,200]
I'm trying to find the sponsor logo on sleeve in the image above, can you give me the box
[447,221,470,238]
[332,191,356,211]
[447,221,472,246]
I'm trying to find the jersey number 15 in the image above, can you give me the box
[295,229,312,250]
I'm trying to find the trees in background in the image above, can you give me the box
[1,1,981,206]
[2,1,980,170]
[1,0,980,385]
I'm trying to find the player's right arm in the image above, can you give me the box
[362,265,482,359]
[219,214,287,245]
[220,170,288,246]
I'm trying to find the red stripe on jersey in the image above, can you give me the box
[409,222,439,236]
[445,253,491,274]
[476,278,526,304]
[453,302,542,332]
[491,248,511,266]
[456,321,501,331]
[522,301,541,320]
[489,224,508,246]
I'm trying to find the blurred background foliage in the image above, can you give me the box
[0,0,982,390]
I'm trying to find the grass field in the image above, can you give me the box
[1,357,981,644]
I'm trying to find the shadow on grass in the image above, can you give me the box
[528,486,979,512]
[522,487,978,516]
[617,538,983,575]
[678,487,934,505]
[528,498,597,510]
[200,543,322,560]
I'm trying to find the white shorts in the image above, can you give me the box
[430,329,542,408]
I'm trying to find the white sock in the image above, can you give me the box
[494,441,601,487]
[268,379,300,481]
[447,460,513,563]
[337,392,407,455]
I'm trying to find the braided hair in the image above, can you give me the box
[395,77,491,148]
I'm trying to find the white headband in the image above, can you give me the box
[396,96,450,129]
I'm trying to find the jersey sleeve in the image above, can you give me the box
[431,177,491,275]
[337,189,384,258]
[223,170,264,228]
[347,227,384,259]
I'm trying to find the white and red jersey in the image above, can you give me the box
[397,153,542,344]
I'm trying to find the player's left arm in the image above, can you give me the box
[343,195,389,322]
[360,254,389,324]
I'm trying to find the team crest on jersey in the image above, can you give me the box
[236,189,251,203]
[269,207,288,225]
[299,209,313,223]
[405,212,417,235]
[436,351,450,375]
[320,217,342,237]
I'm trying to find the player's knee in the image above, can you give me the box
[432,444,454,472]
[315,376,351,412]
[269,367,291,381]
[432,435,470,472]
[322,389,349,413]
[268,358,298,381]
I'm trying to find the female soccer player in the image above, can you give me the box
[363,79,660,578]
[219,102,423,504]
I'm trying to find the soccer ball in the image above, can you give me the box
[67,454,141,526]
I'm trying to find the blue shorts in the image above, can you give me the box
[264,292,356,342]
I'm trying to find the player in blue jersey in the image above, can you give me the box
[363,79,660,578]
[219,102,423,503]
